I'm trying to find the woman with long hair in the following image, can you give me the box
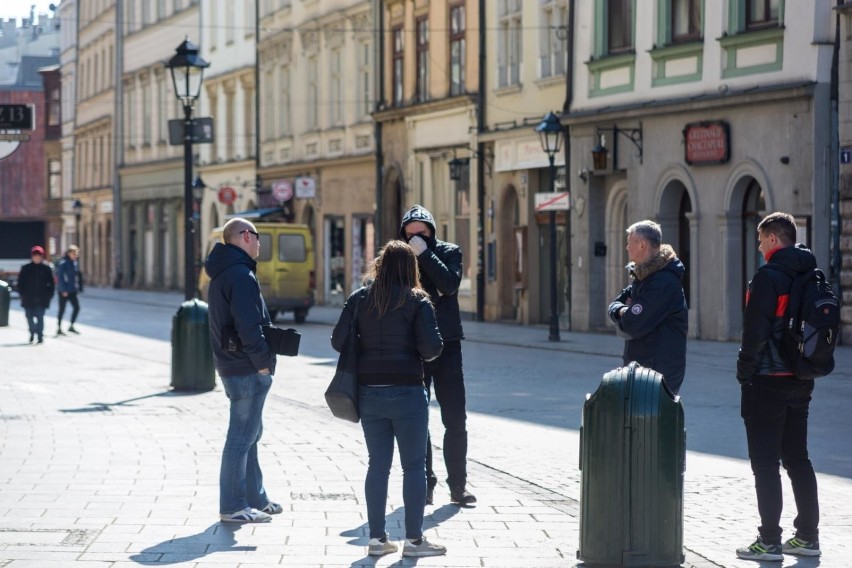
[331,240,445,557]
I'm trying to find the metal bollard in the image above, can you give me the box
[170,298,215,391]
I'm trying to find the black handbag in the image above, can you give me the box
[263,325,301,357]
[325,293,361,423]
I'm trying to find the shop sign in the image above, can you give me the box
[684,121,730,165]
[295,176,316,199]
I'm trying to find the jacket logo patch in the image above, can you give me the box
[631,304,643,315]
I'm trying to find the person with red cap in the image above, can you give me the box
[17,246,55,344]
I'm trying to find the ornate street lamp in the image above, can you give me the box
[535,112,565,342]
[166,38,209,301]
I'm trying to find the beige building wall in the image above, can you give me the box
[74,0,116,287]
[259,0,376,308]
[119,2,200,290]
[837,5,852,340]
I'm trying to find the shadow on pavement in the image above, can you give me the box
[129,524,251,565]
[59,389,200,413]
[341,504,460,566]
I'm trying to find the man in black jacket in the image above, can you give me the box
[17,245,55,344]
[608,220,688,394]
[205,218,280,524]
[400,204,476,506]
[735,212,821,561]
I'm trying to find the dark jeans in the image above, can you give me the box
[57,293,80,326]
[24,305,45,338]
[359,385,429,540]
[741,376,819,544]
[424,341,468,494]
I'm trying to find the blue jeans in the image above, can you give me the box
[24,306,45,338]
[219,372,273,515]
[359,385,429,540]
[741,376,819,543]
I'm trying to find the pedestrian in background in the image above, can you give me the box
[205,218,281,524]
[17,245,54,344]
[607,220,688,394]
[332,240,445,557]
[735,212,821,561]
[56,244,82,335]
[400,204,476,506]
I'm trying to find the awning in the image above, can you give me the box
[224,207,286,220]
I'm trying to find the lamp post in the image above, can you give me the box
[166,38,209,301]
[535,112,564,342]
[71,199,82,243]
[192,175,205,271]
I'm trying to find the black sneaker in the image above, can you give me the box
[736,536,782,561]
[782,536,821,557]
[68,326,80,334]
[450,490,477,507]
[29,333,34,344]
[56,329,66,336]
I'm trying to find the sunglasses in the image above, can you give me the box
[241,229,259,238]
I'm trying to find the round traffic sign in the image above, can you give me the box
[272,180,293,202]
[217,186,237,206]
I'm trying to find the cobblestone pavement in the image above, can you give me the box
[0,288,849,567]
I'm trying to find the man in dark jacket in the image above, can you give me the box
[735,212,821,561]
[17,245,55,344]
[205,217,280,524]
[400,204,475,506]
[608,220,688,394]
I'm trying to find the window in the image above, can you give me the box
[330,49,342,124]
[608,0,633,54]
[415,17,429,102]
[141,81,151,145]
[358,41,371,117]
[48,87,60,126]
[48,159,61,199]
[279,64,291,135]
[392,26,403,105]
[450,6,465,95]
[454,160,471,283]
[746,0,780,29]
[307,57,318,130]
[279,234,306,262]
[126,0,135,33]
[672,0,701,42]
[142,0,150,26]
[498,1,522,87]
[541,1,567,77]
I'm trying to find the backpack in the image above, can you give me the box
[767,265,841,380]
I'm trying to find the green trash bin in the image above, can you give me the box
[171,298,215,391]
[577,361,686,567]
[0,279,10,327]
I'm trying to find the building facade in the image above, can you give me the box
[119,0,200,290]
[374,0,483,315]
[563,1,835,341]
[73,0,117,286]
[58,0,78,254]
[258,0,376,307]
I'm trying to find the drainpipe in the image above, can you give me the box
[476,0,486,322]
[255,0,262,204]
[561,0,575,331]
[112,0,123,288]
[374,0,385,250]
[830,1,841,294]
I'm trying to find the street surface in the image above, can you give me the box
[1,287,850,567]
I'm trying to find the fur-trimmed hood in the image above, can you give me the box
[627,244,685,282]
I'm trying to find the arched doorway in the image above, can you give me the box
[381,167,403,246]
[741,178,765,308]
[605,183,629,307]
[497,184,520,320]
[658,179,693,306]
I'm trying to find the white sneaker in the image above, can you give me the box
[402,536,446,557]
[219,507,272,523]
[368,536,398,556]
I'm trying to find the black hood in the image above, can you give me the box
[205,242,256,280]
[769,244,817,275]
[400,204,437,239]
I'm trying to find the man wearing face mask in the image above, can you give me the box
[399,205,476,507]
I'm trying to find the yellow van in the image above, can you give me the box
[199,223,315,323]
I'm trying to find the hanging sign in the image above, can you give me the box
[295,176,316,199]
[684,121,730,165]
[218,186,237,206]
[272,180,294,202]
